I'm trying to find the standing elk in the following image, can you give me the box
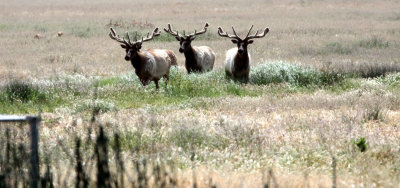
[164,23,215,73]
[109,27,177,89]
[217,25,269,83]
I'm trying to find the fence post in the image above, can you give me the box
[27,116,40,188]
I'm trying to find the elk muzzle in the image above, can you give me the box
[125,51,131,61]
[238,47,244,55]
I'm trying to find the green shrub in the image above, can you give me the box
[379,73,400,87]
[250,61,344,86]
[167,67,226,97]
[3,80,47,103]
[354,137,367,152]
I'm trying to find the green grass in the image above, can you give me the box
[3,61,398,114]
[0,80,59,113]
[355,36,389,49]
[0,24,9,31]
[3,80,47,102]
[315,37,389,56]
[378,72,400,88]
[323,42,353,55]
[70,25,94,38]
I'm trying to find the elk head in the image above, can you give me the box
[164,23,209,53]
[217,25,269,56]
[109,27,161,61]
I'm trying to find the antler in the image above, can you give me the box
[139,27,161,43]
[217,26,241,40]
[244,26,269,41]
[109,27,133,46]
[186,23,209,38]
[163,24,183,39]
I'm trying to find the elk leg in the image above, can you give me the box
[164,73,169,89]
[154,80,159,89]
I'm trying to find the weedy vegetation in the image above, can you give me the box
[1,0,400,187]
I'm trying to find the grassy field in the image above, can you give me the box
[1,0,400,187]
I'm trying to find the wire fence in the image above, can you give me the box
[0,115,40,188]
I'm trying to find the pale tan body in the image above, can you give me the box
[192,46,215,72]
[133,49,177,88]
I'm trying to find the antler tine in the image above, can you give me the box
[245,27,270,40]
[140,27,161,43]
[217,27,225,36]
[110,27,117,37]
[245,25,254,38]
[163,23,182,38]
[189,22,209,37]
[109,27,131,46]
[254,30,259,37]
[125,32,132,45]
[231,26,240,39]
[217,26,238,39]
[153,27,161,36]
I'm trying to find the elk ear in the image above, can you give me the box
[231,39,238,44]
[248,40,254,44]
[190,36,196,41]
[175,36,181,41]
[121,44,127,49]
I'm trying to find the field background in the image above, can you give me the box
[1,0,400,187]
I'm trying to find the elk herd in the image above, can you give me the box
[109,23,269,88]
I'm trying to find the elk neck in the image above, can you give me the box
[183,45,196,64]
[130,51,144,70]
[184,45,201,73]
[234,50,250,69]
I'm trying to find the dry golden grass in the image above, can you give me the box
[1,0,400,187]
[1,0,399,79]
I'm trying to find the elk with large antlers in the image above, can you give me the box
[109,27,177,89]
[217,25,269,83]
[164,23,215,73]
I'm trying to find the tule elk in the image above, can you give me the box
[109,27,177,89]
[164,23,215,73]
[217,25,269,83]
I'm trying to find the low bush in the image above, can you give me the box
[250,61,344,86]
[355,36,389,49]
[167,67,251,97]
[2,80,47,103]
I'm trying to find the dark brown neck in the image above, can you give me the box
[184,45,196,64]
[130,51,143,70]
[184,46,202,73]
[234,51,250,69]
